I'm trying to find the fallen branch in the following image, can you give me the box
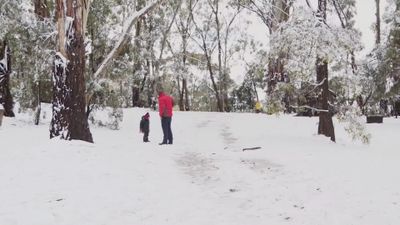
[242,147,261,151]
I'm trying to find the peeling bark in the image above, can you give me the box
[50,0,93,142]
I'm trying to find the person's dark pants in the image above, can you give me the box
[143,131,149,142]
[161,117,173,144]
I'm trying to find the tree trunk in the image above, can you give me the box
[183,78,190,111]
[152,0,181,106]
[267,57,285,94]
[214,0,226,111]
[389,1,400,83]
[34,0,50,20]
[176,0,196,111]
[205,49,223,112]
[178,76,184,111]
[375,0,381,45]
[0,40,15,117]
[316,58,335,142]
[34,102,41,125]
[317,0,335,142]
[190,0,224,111]
[176,75,183,111]
[50,0,93,143]
[132,0,145,107]
[178,36,186,112]
[34,80,41,125]
[132,85,140,107]
[198,26,223,112]
[266,0,290,94]
[179,34,190,111]
[178,77,190,111]
[33,0,50,125]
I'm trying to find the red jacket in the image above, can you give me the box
[158,92,174,117]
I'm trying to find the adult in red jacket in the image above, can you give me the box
[158,92,174,145]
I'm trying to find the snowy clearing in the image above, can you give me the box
[1,108,400,225]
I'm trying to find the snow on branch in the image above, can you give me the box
[306,78,326,87]
[291,105,329,113]
[93,0,164,80]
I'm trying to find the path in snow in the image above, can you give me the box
[1,108,400,225]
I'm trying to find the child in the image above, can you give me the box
[139,112,150,142]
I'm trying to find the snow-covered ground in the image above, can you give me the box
[1,108,400,225]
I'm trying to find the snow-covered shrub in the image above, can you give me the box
[265,100,283,115]
[89,107,123,130]
[265,83,292,114]
[337,105,371,144]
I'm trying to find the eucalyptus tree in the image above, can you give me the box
[383,0,400,95]
[50,0,93,142]
[51,0,164,142]
[359,0,400,114]
[269,0,363,142]
[0,0,56,123]
[190,0,244,112]
[315,0,335,141]
[236,0,293,93]
[0,0,25,117]
[171,0,199,111]
[0,41,13,117]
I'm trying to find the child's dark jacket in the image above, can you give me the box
[140,116,150,133]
